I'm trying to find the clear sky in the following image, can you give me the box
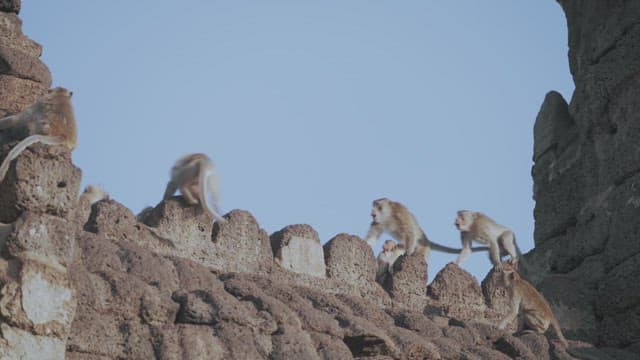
[20,2,574,282]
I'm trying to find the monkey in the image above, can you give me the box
[363,198,489,261]
[75,185,110,225]
[375,239,406,283]
[0,87,77,185]
[496,263,568,347]
[163,153,226,223]
[454,210,519,271]
[136,206,154,223]
[78,185,109,205]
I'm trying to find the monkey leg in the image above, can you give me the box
[489,241,503,270]
[499,231,518,262]
[180,186,199,205]
[523,312,549,334]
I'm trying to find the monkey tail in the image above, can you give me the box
[0,114,22,130]
[0,134,62,185]
[428,241,466,254]
[550,316,569,347]
[470,246,490,252]
[200,166,226,223]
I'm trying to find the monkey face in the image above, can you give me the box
[47,87,73,99]
[371,198,390,224]
[455,211,472,231]
[382,240,395,252]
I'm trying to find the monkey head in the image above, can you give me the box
[497,263,519,287]
[382,239,396,252]
[48,87,73,99]
[454,210,476,231]
[371,198,392,224]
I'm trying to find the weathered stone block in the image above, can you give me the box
[382,254,427,310]
[0,0,19,13]
[533,91,573,161]
[211,210,273,274]
[7,212,79,267]
[270,224,326,278]
[0,324,65,360]
[0,13,41,57]
[141,197,213,246]
[0,75,47,114]
[143,200,273,274]
[323,233,375,285]
[0,45,51,85]
[0,143,81,222]
[428,263,486,322]
[20,259,75,333]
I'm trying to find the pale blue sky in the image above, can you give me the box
[21,2,573,281]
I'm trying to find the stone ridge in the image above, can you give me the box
[0,138,579,359]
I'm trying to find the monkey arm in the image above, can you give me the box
[455,232,473,264]
[499,295,521,329]
[162,181,178,201]
[364,222,383,247]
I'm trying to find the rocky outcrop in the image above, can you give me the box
[0,138,584,359]
[0,1,49,117]
[270,224,326,278]
[529,0,640,353]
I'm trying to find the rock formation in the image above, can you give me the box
[0,0,639,359]
[529,0,640,354]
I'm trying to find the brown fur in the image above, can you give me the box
[376,239,405,283]
[454,210,518,270]
[0,87,77,184]
[497,263,568,347]
[163,153,226,223]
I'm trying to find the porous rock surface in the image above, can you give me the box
[0,139,577,359]
[529,0,640,354]
[0,1,638,359]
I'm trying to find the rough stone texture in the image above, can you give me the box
[428,263,486,322]
[381,254,428,311]
[0,143,82,223]
[0,0,20,14]
[529,0,640,350]
[0,75,48,115]
[0,13,41,56]
[324,233,375,284]
[270,224,326,278]
[0,9,48,115]
[0,45,51,85]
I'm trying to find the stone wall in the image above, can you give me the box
[529,0,640,352]
[2,0,640,358]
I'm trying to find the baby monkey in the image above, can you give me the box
[454,210,518,270]
[0,87,77,184]
[376,239,406,283]
[163,153,226,223]
[497,263,568,347]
